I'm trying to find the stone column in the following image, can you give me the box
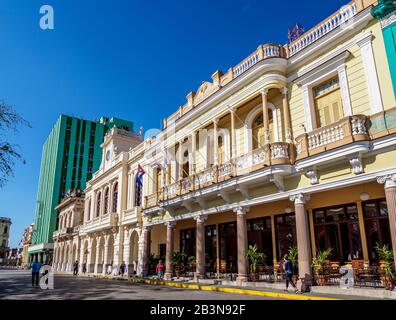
[94,238,101,274]
[137,225,151,277]
[230,107,237,159]
[213,119,219,165]
[165,221,176,279]
[290,193,312,291]
[194,215,207,279]
[281,87,292,143]
[233,206,249,284]
[261,89,270,145]
[103,235,110,275]
[378,174,396,269]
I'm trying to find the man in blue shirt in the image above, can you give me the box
[283,254,300,293]
[31,258,43,287]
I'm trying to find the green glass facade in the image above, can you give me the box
[374,0,396,99]
[30,115,133,258]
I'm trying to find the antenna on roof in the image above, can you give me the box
[288,23,305,43]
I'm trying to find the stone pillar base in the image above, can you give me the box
[194,273,205,282]
[236,275,248,286]
[164,273,173,280]
[297,276,312,292]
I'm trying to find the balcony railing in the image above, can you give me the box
[288,2,357,56]
[144,142,292,208]
[295,115,369,159]
[83,212,118,233]
[52,227,73,239]
[233,44,286,77]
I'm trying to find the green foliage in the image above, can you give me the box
[246,245,265,273]
[171,251,186,268]
[312,248,333,270]
[187,255,196,267]
[288,245,298,266]
[375,243,395,279]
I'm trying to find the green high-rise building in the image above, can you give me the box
[28,115,133,261]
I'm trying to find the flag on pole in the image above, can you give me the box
[137,164,145,187]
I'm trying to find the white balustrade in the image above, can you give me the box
[271,144,289,159]
[289,2,357,56]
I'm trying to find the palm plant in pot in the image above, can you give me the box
[171,251,186,278]
[187,255,196,273]
[246,245,265,282]
[312,248,332,286]
[375,243,395,290]
[288,245,299,283]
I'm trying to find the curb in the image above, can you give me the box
[126,277,339,300]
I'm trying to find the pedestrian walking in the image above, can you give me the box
[119,261,126,276]
[283,254,300,293]
[31,258,42,287]
[73,260,79,276]
[156,260,164,279]
[82,262,87,274]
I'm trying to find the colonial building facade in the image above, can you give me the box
[53,0,396,290]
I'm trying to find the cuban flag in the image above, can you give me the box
[137,164,145,187]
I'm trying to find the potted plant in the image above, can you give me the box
[312,248,332,286]
[288,245,299,283]
[187,255,196,273]
[375,243,395,290]
[171,251,185,278]
[246,245,265,282]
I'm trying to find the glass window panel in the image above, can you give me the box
[314,211,325,224]
[326,207,345,222]
[253,221,264,231]
[275,216,283,229]
[379,201,388,217]
[346,205,358,221]
[363,203,378,218]
[285,215,295,227]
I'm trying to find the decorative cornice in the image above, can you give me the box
[380,10,396,29]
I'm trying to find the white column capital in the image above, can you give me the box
[289,193,310,205]
[233,206,250,216]
[280,87,288,95]
[193,214,208,224]
[377,174,396,189]
[213,118,219,125]
[143,225,152,232]
[165,221,176,228]
[260,88,269,96]
[229,105,237,114]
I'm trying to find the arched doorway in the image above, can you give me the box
[128,231,139,275]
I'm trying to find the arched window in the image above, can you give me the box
[104,187,109,214]
[252,112,274,149]
[112,182,118,213]
[134,175,143,207]
[96,192,101,217]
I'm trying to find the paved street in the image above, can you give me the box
[0,269,272,300]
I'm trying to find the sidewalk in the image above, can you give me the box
[55,271,390,300]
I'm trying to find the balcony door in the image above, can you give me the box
[314,77,344,128]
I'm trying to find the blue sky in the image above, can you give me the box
[0,0,349,247]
